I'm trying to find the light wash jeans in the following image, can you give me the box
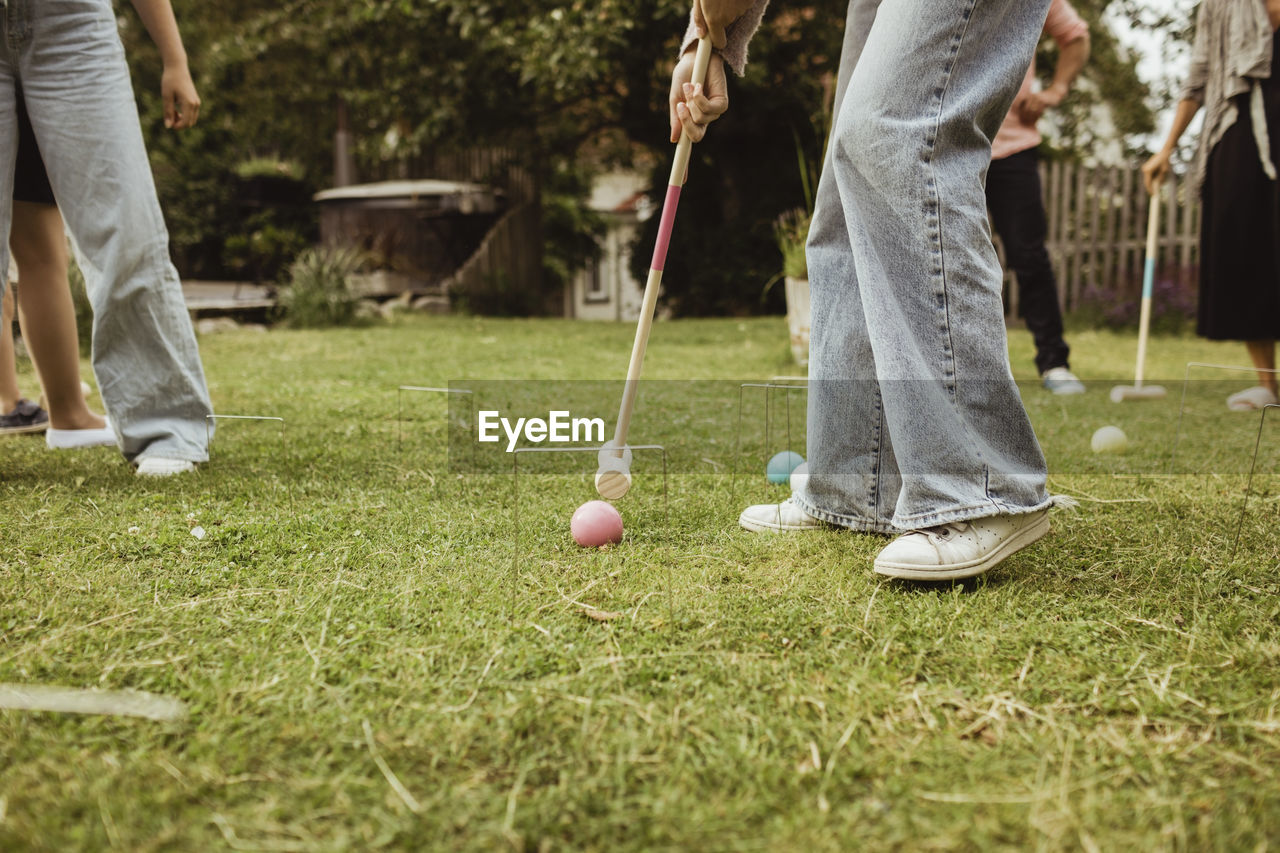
[1,0,212,463]
[795,0,1051,534]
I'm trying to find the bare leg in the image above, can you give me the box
[10,201,105,431]
[0,285,25,411]
[1245,339,1278,395]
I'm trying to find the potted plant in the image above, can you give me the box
[774,207,811,367]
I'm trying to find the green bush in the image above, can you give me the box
[278,246,371,328]
[225,220,311,284]
[774,208,810,281]
[541,162,606,297]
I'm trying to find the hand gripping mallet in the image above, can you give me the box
[595,37,714,500]
[1110,182,1167,402]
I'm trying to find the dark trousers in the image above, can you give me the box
[986,148,1070,374]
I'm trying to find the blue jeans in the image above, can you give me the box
[1,0,212,463]
[796,0,1051,533]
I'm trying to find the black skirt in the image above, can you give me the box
[1198,31,1280,341]
[13,85,57,207]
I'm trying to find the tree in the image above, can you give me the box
[121,0,696,282]
[627,0,846,315]
[1035,0,1157,163]
[116,0,1156,312]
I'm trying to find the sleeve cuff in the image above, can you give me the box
[678,0,770,77]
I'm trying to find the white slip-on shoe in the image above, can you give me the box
[1041,366,1085,395]
[873,508,1050,581]
[739,496,826,533]
[136,457,197,477]
[46,418,116,450]
[1226,386,1279,412]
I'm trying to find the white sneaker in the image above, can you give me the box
[873,508,1050,580]
[1041,367,1085,395]
[136,457,196,477]
[46,418,116,450]
[739,496,826,533]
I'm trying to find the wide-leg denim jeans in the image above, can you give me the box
[796,0,1051,533]
[1,0,212,463]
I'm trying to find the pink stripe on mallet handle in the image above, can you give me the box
[649,184,683,273]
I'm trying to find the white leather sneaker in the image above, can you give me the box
[136,457,196,477]
[739,496,826,533]
[873,508,1050,580]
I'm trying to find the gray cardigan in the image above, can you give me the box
[1180,0,1276,191]
[679,0,771,76]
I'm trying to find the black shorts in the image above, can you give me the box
[13,86,56,207]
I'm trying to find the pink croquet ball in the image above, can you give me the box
[571,500,624,548]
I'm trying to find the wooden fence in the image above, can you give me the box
[1001,161,1200,317]
[439,200,543,305]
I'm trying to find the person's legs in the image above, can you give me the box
[790,0,900,535]
[828,0,1050,533]
[19,0,211,464]
[740,0,901,535]
[10,200,106,431]
[0,14,29,426]
[0,282,49,436]
[1224,339,1280,409]
[986,148,1074,379]
[0,286,23,411]
[743,0,1053,552]
[1245,341,1278,393]
[1,4,17,383]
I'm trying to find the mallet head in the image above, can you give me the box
[594,440,633,499]
[594,467,633,500]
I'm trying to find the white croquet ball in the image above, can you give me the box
[1091,425,1128,453]
[789,461,809,493]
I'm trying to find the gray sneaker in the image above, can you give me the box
[1042,367,1085,395]
[0,399,49,435]
[739,496,826,533]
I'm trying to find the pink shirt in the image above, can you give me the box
[991,0,1088,160]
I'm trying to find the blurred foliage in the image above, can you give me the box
[1077,270,1199,334]
[278,246,372,328]
[224,220,310,284]
[632,0,849,315]
[1035,0,1157,163]
[542,163,608,297]
[65,259,93,357]
[115,0,1162,314]
[774,208,810,282]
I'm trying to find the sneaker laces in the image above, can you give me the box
[914,521,969,542]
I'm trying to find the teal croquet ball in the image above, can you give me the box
[766,451,805,485]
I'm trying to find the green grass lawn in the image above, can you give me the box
[1,315,1277,851]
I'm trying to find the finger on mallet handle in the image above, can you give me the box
[595,37,714,501]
